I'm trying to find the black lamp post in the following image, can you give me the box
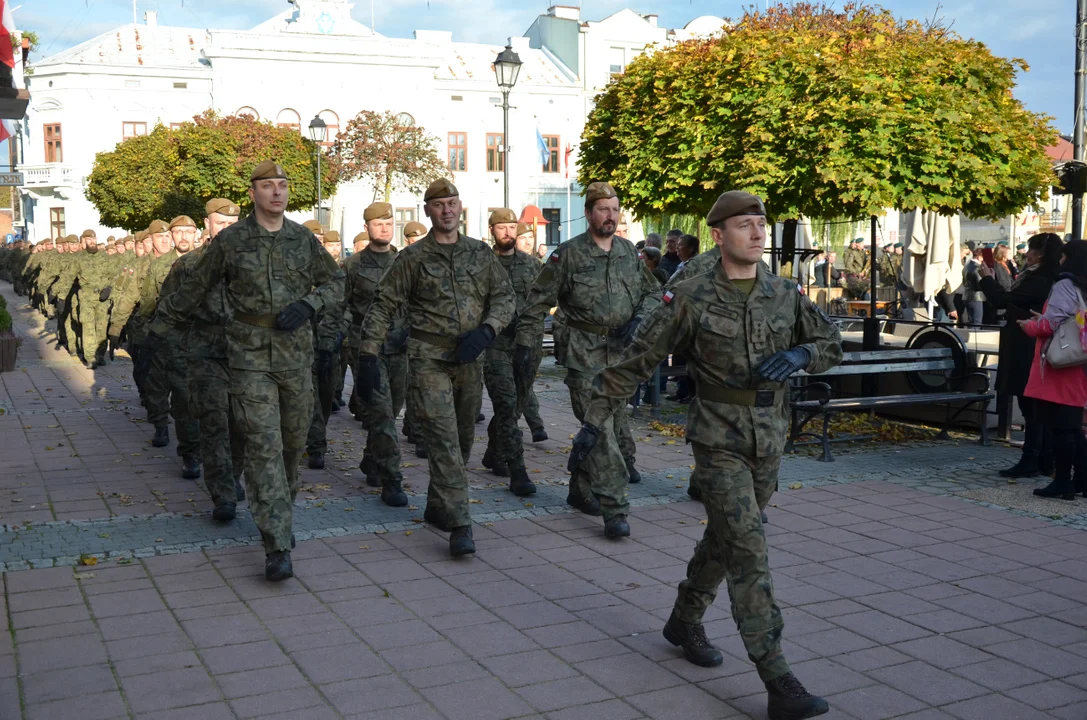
[308,116,327,222]
[493,44,522,208]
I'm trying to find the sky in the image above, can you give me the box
[15,0,1080,134]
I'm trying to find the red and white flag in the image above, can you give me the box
[0,0,15,70]
[0,119,14,144]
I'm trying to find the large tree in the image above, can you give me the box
[579,2,1057,222]
[328,110,449,202]
[86,112,336,232]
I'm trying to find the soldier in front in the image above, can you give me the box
[569,191,841,720]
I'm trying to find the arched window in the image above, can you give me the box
[276,108,301,132]
[318,109,339,145]
[236,106,259,120]
[395,112,415,128]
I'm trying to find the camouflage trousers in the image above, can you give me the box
[145,344,201,457]
[519,336,545,435]
[566,369,630,520]
[61,296,79,357]
[353,352,406,488]
[401,356,419,439]
[306,351,341,455]
[230,367,313,554]
[77,293,109,363]
[484,345,525,469]
[187,354,244,507]
[676,443,789,683]
[411,355,482,528]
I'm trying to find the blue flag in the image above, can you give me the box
[536,128,551,165]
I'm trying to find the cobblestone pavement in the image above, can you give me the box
[4,281,1087,719]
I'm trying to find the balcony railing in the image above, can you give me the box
[22,165,80,187]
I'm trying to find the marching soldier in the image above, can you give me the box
[403,221,426,246]
[569,191,840,720]
[52,234,86,358]
[305,230,346,472]
[145,160,344,581]
[357,179,514,556]
[516,182,661,537]
[480,208,538,496]
[512,226,547,442]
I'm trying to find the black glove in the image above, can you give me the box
[513,344,535,380]
[332,331,344,353]
[275,300,315,331]
[501,316,519,338]
[755,346,811,382]
[357,354,380,404]
[567,423,601,473]
[99,286,112,302]
[454,325,495,364]
[134,331,165,390]
[317,349,334,383]
[613,316,642,346]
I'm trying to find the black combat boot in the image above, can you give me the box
[449,526,476,557]
[567,485,602,516]
[291,534,296,549]
[688,484,702,501]
[360,455,380,487]
[308,452,325,470]
[1033,478,1077,500]
[381,481,409,507]
[181,456,201,480]
[234,479,246,502]
[531,429,549,443]
[604,515,630,539]
[476,412,485,423]
[765,672,830,720]
[508,466,536,497]
[415,441,429,459]
[424,506,451,532]
[663,611,723,667]
[482,446,509,477]
[212,502,236,524]
[151,426,169,447]
[265,551,294,581]
[625,457,642,484]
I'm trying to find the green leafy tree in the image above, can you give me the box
[328,110,449,202]
[85,112,337,232]
[579,2,1057,222]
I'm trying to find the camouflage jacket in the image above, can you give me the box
[585,262,842,457]
[140,250,180,320]
[517,232,661,373]
[359,231,515,362]
[155,249,205,345]
[493,249,542,352]
[843,248,870,276]
[342,246,405,356]
[163,246,232,359]
[109,255,152,337]
[148,213,344,372]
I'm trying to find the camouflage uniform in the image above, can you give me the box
[305,291,346,457]
[149,213,343,553]
[52,250,84,357]
[360,231,515,530]
[517,232,661,520]
[70,247,115,365]
[582,261,842,682]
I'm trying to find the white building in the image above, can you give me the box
[19,1,722,246]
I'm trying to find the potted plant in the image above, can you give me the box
[0,295,20,372]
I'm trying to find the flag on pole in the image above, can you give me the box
[564,143,572,179]
[0,119,14,144]
[536,127,550,165]
[0,0,15,70]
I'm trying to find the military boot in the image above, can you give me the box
[151,426,169,447]
[360,455,380,487]
[604,515,630,539]
[476,412,485,423]
[663,611,724,667]
[765,672,829,720]
[381,479,409,507]
[508,465,536,497]
[567,484,602,516]
[688,483,702,501]
[482,446,509,477]
[625,457,642,484]
[265,551,293,581]
[234,479,246,502]
[415,441,429,459]
[449,526,475,556]
[531,428,549,443]
[308,452,325,470]
[181,456,201,480]
[423,506,451,532]
[212,502,236,524]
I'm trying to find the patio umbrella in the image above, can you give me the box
[902,208,962,303]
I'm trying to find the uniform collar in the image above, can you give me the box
[713,259,775,301]
[581,233,628,259]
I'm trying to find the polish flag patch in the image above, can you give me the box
[663,290,675,304]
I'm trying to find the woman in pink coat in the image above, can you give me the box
[1019,240,1087,500]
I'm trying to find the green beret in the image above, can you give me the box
[705,191,766,226]
[364,202,394,222]
[250,160,288,181]
[893,242,903,249]
[424,179,458,201]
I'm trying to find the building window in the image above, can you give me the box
[542,135,560,173]
[237,106,259,120]
[318,109,339,146]
[486,133,504,172]
[50,207,65,238]
[448,132,467,172]
[395,207,416,243]
[458,209,468,236]
[543,208,561,246]
[44,124,62,163]
[609,46,625,76]
[395,112,415,128]
[122,122,148,139]
[276,108,301,132]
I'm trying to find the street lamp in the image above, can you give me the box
[494,43,522,208]
[308,115,327,222]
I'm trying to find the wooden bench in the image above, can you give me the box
[788,348,994,461]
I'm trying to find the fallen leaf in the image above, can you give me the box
[787,483,803,490]
[404,530,413,536]
[78,555,98,566]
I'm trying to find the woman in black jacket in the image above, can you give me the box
[978,233,1062,477]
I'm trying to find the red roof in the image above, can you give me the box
[1047,137,1074,162]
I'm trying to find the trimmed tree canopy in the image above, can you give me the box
[86,112,336,232]
[578,2,1058,221]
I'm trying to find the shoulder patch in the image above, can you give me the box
[549,250,561,263]
[663,290,675,304]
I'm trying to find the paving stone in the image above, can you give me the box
[421,676,536,720]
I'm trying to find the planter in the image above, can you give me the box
[0,330,19,372]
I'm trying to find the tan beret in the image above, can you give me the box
[705,191,766,226]
[302,219,324,234]
[170,215,197,229]
[205,198,241,217]
[106,235,116,243]
[65,234,79,244]
[516,222,533,237]
[364,202,393,222]
[147,219,170,234]
[584,182,617,206]
[488,208,518,226]
[403,221,427,238]
[353,231,370,245]
[81,229,96,239]
[423,178,458,202]
[324,230,340,244]
[250,160,288,181]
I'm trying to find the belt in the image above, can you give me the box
[191,320,225,332]
[411,328,459,349]
[698,385,784,408]
[233,311,279,329]
[566,318,619,337]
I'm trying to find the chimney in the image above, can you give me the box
[643,14,658,27]
[144,11,157,27]
[547,5,580,21]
